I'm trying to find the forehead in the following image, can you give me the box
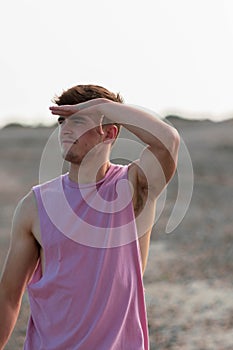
[69,114,87,121]
[58,113,91,122]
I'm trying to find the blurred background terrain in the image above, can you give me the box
[0,117,232,349]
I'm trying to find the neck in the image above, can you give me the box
[68,160,111,184]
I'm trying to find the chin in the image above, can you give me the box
[63,152,82,165]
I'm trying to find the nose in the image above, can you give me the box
[60,119,73,135]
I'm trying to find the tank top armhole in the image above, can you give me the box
[28,186,46,286]
[32,185,45,246]
[124,164,144,278]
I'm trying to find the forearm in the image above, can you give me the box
[0,288,21,349]
[99,102,179,153]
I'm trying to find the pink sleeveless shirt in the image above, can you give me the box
[24,164,149,350]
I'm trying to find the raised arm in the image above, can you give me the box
[99,102,180,196]
[50,99,180,197]
[0,192,40,349]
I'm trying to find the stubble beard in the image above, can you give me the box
[62,149,83,165]
[61,142,84,165]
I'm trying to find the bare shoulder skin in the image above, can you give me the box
[1,190,40,297]
[0,191,40,348]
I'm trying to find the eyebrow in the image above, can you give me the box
[69,115,87,122]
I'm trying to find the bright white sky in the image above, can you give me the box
[1,0,233,126]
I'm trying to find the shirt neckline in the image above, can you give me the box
[62,163,116,189]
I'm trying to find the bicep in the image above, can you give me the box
[1,196,40,303]
[136,145,177,199]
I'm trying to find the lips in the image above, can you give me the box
[61,140,77,144]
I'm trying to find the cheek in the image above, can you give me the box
[81,129,100,143]
[74,127,95,141]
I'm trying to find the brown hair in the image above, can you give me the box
[53,84,123,137]
[53,84,124,105]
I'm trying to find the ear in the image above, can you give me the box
[102,124,118,144]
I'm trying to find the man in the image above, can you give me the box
[0,84,180,349]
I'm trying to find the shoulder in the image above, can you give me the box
[33,175,63,191]
[13,190,37,232]
[16,190,37,214]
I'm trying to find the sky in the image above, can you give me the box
[1,0,233,127]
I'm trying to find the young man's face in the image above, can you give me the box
[58,114,103,164]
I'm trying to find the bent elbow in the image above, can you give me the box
[168,128,180,158]
[163,129,180,181]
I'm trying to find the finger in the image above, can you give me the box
[49,106,76,116]
[50,110,72,116]
[49,106,73,112]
